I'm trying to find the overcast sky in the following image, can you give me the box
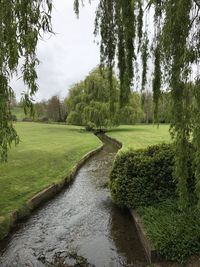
[11,0,100,102]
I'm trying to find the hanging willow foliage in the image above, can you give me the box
[193,79,200,209]
[0,0,52,161]
[162,0,193,210]
[75,0,200,210]
[94,0,137,107]
[141,32,148,92]
[152,44,161,123]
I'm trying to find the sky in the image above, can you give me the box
[11,0,100,102]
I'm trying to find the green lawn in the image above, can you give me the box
[0,122,101,217]
[107,124,171,150]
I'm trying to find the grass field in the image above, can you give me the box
[0,122,101,217]
[107,124,171,150]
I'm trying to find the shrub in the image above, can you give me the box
[110,143,195,209]
[22,117,33,122]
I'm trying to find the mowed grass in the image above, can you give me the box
[0,122,101,217]
[107,124,171,150]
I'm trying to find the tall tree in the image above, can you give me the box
[47,95,66,122]
[34,101,48,119]
[66,66,119,130]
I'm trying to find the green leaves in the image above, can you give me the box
[95,0,136,106]
[152,43,161,123]
[110,144,180,209]
[66,67,119,130]
[74,0,80,17]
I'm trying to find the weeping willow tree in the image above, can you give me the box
[0,0,52,161]
[76,0,200,210]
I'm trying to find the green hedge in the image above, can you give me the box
[110,143,194,209]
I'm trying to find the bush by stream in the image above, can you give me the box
[109,142,198,262]
[110,143,195,209]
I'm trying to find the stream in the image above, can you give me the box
[0,138,147,267]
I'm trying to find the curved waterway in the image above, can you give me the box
[0,137,147,267]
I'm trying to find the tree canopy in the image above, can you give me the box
[66,67,117,129]
[66,66,143,129]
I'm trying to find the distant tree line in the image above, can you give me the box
[10,68,172,127]
[11,95,67,123]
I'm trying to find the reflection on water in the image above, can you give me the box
[0,138,147,267]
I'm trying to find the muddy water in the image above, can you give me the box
[0,139,147,267]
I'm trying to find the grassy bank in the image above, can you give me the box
[107,124,171,150]
[0,122,101,218]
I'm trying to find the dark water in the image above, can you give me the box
[0,139,147,267]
